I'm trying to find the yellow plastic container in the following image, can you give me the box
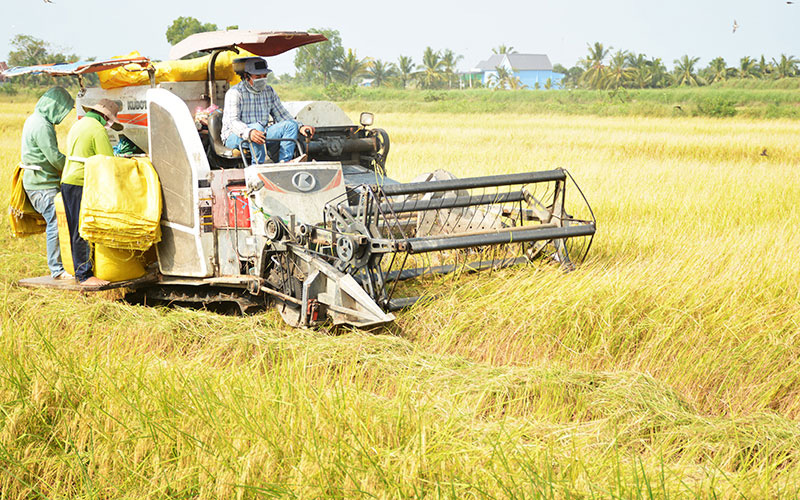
[54,192,74,276]
[94,244,146,282]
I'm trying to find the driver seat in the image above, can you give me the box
[208,111,240,159]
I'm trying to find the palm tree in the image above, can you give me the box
[626,53,650,88]
[605,50,634,89]
[737,56,760,79]
[492,45,516,54]
[488,66,512,90]
[440,49,463,88]
[758,55,773,78]
[508,76,528,90]
[367,59,397,87]
[336,49,369,85]
[772,54,799,79]
[647,57,668,88]
[416,47,445,89]
[705,57,732,84]
[396,55,414,88]
[579,42,610,89]
[672,55,702,86]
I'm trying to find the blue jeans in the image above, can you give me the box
[26,188,65,277]
[225,120,300,164]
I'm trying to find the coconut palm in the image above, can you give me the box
[647,57,669,88]
[507,74,527,90]
[440,49,463,88]
[416,47,446,89]
[737,56,760,79]
[704,57,732,84]
[672,55,702,87]
[758,55,773,78]
[772,54,799,79]
[367,59,397,87]
[396,55,414,88]
[488,66,512,90]
[492,45,517,54]
[626,54,653,89]
[579,42,611,89]
[605,50,634,89]
[335,49,369,85]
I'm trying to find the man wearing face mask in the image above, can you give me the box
[221,57,313,164]
[61,99,123,288]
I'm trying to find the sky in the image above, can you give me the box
[2,0,798,75]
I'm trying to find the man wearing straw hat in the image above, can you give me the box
[61,98,123,289]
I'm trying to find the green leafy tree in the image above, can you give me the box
[8,34,79,86]
[294,28,345,85]
[556,65,583,89]
[367,59,397,87]
[396,55,414,88]
[335,49,368,85]
[165,17,218,45]
[772,54,799,79]
[416,47,445,89]
[579,42,611,89]
[672,55,703,86]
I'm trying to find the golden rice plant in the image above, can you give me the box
[0,97,799,498]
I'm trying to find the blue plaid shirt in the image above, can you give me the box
[221,81,295,141]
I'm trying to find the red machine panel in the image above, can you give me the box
[226,186,251,228]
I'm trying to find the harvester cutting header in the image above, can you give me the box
[5,30,596,328]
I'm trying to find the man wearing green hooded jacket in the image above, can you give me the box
[21,86,74,279]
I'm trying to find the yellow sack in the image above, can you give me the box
[80,156,162,252]
[94,244,146,282]
[97,50,253,89]
[8,164,46,237]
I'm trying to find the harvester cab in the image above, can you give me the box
[6,30,596,329]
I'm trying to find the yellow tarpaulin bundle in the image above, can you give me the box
[80,155,162,251]
[97,50,255,89]
[8,164,46,237]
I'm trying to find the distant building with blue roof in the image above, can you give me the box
[470,53,564,90]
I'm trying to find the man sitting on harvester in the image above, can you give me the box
[221,56,314,164]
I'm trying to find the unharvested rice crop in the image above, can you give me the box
[1,98,799,498]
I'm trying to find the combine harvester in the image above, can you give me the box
[6,30,596,328]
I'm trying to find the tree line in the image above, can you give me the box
[556,42,800,90]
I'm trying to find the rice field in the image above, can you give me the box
[1,97,800,498]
